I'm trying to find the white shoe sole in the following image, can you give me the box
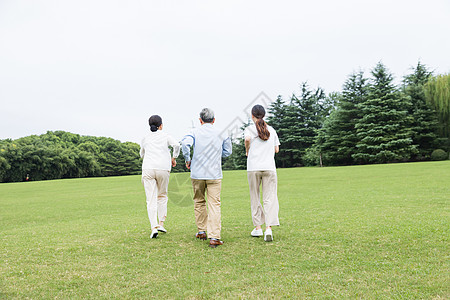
[157,228,167,233]
[251,233,263,237]
[150,232,158,239]
[264,234,273,242]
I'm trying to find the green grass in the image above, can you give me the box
[1,161,449,299]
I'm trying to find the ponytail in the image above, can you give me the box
[255,118,270,141]
[251,104,270,141]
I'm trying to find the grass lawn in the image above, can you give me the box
[0,161,449,298]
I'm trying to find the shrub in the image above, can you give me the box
[430,149,448,161]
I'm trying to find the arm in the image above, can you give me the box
[244,136,251,157]
[181,134,194,169]
[274,129,280,154]
[167,135,180,167]
[222,137,232,158]
[244,126,252,157]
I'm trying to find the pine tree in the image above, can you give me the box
[290,83,326,166]
[267,95,289,168]
[319,71,368,165]
[403,62,438,159]
[266,84,328,167]
[353,62,417,164]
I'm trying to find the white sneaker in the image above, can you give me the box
[251,228,263,237]
[150,228,158,239]
[157,226,167,233]
[264,228,273,242]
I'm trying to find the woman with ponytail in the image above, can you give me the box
[244,105,280,242]
[140,115,180,239]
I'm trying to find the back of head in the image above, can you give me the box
[251,105,270,141]
[200,108,215,123]
[149,115,162,132]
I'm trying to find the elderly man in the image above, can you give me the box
[181,108,232,248]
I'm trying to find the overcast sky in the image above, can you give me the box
[1,0,449,143]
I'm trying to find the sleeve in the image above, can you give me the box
[181,133,194,162]
[244,126,252,138]
[167,135,180,158]
[139,138,145,158]
[222,136,232,158]
[273,129,280,146]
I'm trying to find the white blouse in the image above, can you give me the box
[140,131,180,171]
[244,124,280,171]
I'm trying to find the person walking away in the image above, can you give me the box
[141,115,180,239]
[181,108,232,248]
[244,104,280,242]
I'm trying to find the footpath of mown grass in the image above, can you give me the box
[0,161,449,299]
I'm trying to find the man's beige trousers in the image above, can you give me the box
[191,179,222,239]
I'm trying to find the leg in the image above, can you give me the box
[248,171,265,227]
[155,170,170,225]
[142,170,158,229]
[261,171,280,227]
[205,179,222,239]
[192,179,207,233]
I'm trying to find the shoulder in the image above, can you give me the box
[244,124,257,135]
[159,131,169,138]
[267,125,277,134]
[165,133,178,143]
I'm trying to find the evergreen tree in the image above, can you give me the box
[353,62,417,164]
[285,83,326,166]
[267,95,290,168]
[267,84,328,167]
[222,122,250,170]
[403,62,438,159]
[319,71,368,165]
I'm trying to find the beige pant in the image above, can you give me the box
[142,169,170,229]
[247,171,279,227]
[191,179,222,239]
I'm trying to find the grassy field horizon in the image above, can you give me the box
[1,161,449,298]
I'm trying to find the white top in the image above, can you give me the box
[140,131,180,171]
[244,124,280,171]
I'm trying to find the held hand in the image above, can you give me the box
[246,150,248,157]
[171,158,177,167]
[185,161,191,169]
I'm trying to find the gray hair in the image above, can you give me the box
[200,108,215,123]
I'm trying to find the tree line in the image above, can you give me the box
[0,131,141,183]
[1,61,448,183]
[223,62,449,169]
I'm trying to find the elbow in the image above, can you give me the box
[222,148,232,158]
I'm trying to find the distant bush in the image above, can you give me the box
[430,149,448,161]
[0,131,141,183]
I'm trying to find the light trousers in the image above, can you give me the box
[142,169,170,229]
[247,170,279,227]
[191,179,222,239]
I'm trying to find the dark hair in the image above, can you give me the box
[251,105,270,141]
[148,115,162,132]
